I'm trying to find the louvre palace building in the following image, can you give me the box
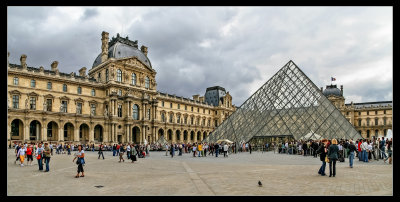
[7,31,392,146]
[7,31,236,145]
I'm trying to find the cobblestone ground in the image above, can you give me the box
[7,149,392,196]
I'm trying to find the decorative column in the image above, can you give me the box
[128,101,132,117]
[89,125,94,143]
[42,124,47,141]
[114,123,117,143]
[141,125,146,144]
[24,123,29,142]
[74,127,79,143]
[143,104,147,121]
[114,100,117,116]
[59,126,64,142]
[111,123,114,142]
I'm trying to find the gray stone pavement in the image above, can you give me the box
[7,149,392,196]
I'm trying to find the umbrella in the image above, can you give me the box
[216,139,233,144]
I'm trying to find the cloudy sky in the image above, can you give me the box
[7,7,392,106]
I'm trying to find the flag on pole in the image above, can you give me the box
[331,77,336,81]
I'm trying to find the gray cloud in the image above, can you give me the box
[7,7,392,106]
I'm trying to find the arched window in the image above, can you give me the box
[145,76,150,89]
[132,73,136,85]
[161,112,165,122]
[105,69,109,81]
[132,104,139,120]
[117,69,122,82]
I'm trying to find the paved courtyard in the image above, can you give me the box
[7,149,392,196]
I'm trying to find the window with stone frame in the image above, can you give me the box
[184,116,187,124]
[90,104,96,116]
[375,118,378,126]
[47,82,52,90]
[12,95,19,109]
[170,103,172,108]
[61,100,68,113]
[169,113,173,123]
[191,117,194,125]
[147,109,151,120]
[76,102,82,114]
[77,86,82,94]
[118,104,122,117]
[145,76,150,89]
[132,73,136,85]
[29,97,36,110]
[383,117,387,125]
[13,77,18,85]
[63,84,67,92]
[178,104,180,109]
[118,89,122,96]
[91,89,96,96]
[215,120,218,127]
[161,112,165,122]
[105,69,109,82]
[208,119,210,127]
[185,105,187,110]
[31,79,36,88]
[358,119,361,127]
[46,99,52,111]
[117,69,122,82]
[177,114,181,124]
[161,101,164,107]
[133,105,139,120]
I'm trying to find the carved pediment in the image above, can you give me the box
[89,100,98,106]
[27,92,39,97]
[9,90,22,95]
[74,98,84,104]
[60,96,70,101]
[44,94,55,99]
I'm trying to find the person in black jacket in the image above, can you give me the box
[348,140,357,168]
[214,143,220,157]
[317,139,328,176]
[328,139,339,177]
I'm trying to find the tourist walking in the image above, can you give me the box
[165,144,169,156]
[380,138,387,160]
[43,143,51,172]
[35,143,44,171]
[223,144,228,157]
[204,143,208,157]
[214,143,219,157]
[316,139,328,176]
[348,140,357,168]
[328,139,339,177]
[131,144,137,163]
[384,139,392,164]
[72,145,85,178]
[15,143,21,164]
[119,144,125,162]
[170,143,175,158]
[358,140,363,161]
[179,144,183,156]
[98,144,105,159]
[26,144,33,166]
[193,143,197,157]
[127,144,131,160]
[198,143,202,157]
[17,144,26,166]
[361,139,369,163]
[249,143,252,154]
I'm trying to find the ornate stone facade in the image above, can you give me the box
[322,84,392,140]
[7,31,236,146]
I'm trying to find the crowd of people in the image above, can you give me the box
[10,136,392,179]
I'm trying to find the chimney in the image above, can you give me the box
[193,94,200,101]
[51,61,59,71]
[340,85,343,95]
[20,54,27,69]
[79,67,87,77]
[141,45,148,56]
[101,31,109,63]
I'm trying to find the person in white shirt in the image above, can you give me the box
[223,144,229,157]
[362,139,369,162]
[192,144,197,157]
[17,145,26,166]
[127,145,131,159]
[165,144,169,156]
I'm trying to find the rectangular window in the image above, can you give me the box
[29,97,36,110]
[215,120,218,127]
[384,110,386,114]
[61,101,67,113]
[118,89,122,96]
[178,104,180,109]
[203,108,205,113]
[191,106,193,112]
[91,89,95,96]
[46,99,52,111]
[13,77,18,85]
[63,84,67,92]
[375,111,377,115]
[169,114,173,123]
[367,111,369,115]
[346,111,349,115]
[185,105,187,110]
[384,118,387,125]
[76,103,82,114]
[197,108,199,112]
[77,87,82,94]
[177,115,180,123]
[162,101,164,107]
[91,104,96,116]
[170,103,172,108]
[118,105,122,117]
[12,95,19,109]
[47,123,52,137]
[375,119,378,126]
[184,116,187,124]
[31,80,36,88]
[47,82,52,90]
[358,111,361,116]
[191,117,194,125]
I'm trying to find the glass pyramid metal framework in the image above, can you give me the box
[204,60,362,143]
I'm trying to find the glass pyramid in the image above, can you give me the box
[204,60,362,143]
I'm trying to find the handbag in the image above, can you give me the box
[325,156,329,163]
[36,154,41,160]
